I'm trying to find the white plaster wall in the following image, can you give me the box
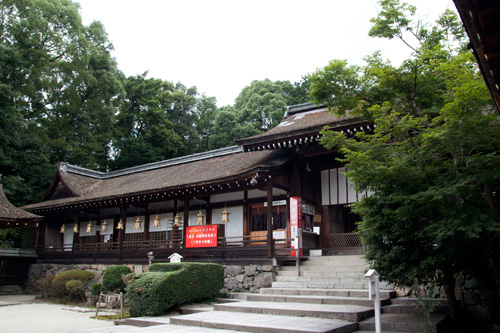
[125,216,144,234]
[212,206,243,241]
[148,212,172,231]
[187,209,207,226]
[79,220,97,236]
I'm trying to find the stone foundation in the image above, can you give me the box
[222,264,276,294]
[27,262,276,297]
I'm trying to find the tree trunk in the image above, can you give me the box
[442,269,460,321]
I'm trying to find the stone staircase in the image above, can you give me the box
[168,255,383,332]
[112,255,448,333]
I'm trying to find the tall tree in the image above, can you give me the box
[112,73,183,170]
[308,1,500,328]
[191,94,218,153]
[209,78,311,149]
[0,0,123,204]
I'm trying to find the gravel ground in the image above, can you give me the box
[0,295,115,333]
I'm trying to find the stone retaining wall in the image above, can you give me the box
[222,264,276,293]
[27,262,275,296]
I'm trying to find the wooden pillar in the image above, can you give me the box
[95,217,101,243]
[243,191,249,244]
[72,214,79,251]
[144,212,150,241]
[183,200,189,258]
[206,196,212,225]
[118,206,127,244]
[286,196,291,238]
[35,219,42,250]
[118,206,127,260]
[267,182,274,259]
[321,206,331,252]
[291,158,302,197]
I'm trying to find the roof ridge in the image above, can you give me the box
[63,145,243,179]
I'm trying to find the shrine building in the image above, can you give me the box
[23,103,372,265]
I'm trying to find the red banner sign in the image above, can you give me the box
[290,197,303,256]
[186,225,218,248]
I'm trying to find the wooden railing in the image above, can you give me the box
[37,235,295,262]
[329,233,361,248]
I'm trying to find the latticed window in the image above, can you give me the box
[149,231,166,241]
[124,233,142,242]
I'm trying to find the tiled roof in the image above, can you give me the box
[236,104,361,149]
[22,148,287,211]
[0,185,42,222]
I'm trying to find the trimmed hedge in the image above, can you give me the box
[66,280,85,300]
[52,270,94,297]
[127,262,224,317]
[102,265,132,292]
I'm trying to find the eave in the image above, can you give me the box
[454,0,500,112]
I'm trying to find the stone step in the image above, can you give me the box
[217,297,244,303]
[228,292,250,301]
[303,255,364,262]
[277,269,366,277]
[121,316,173,327]
[247,293,391,307]
[178,304,214,314]
[279,265,367,272]
[299,256,366,265]
[170,311,358,333]
[100,322,248,332]
[357,312,448,332]
[214,301,374,322]
[260,287,396,299]
[271,281,394,290]
[299,262,367,268]
[275,275,366,283]
[381,299,449,315]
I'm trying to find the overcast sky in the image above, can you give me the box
[76,0,456,107]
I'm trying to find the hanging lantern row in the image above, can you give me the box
[39,174,272,215]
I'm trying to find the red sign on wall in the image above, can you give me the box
[186,225,218,248]
[290,197,303,256]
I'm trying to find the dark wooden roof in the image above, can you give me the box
[22,147,290,213]
[236,103,364,151]
[0,185,41,223]
[454,0,500,112]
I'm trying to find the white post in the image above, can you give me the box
[295,237,300,276]
[365,269,381,333]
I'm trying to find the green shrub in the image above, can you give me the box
[91,283,103,296]
[52,270,94,297]
[102,265,132,292]
[66,280,85,300]
[127,262,224,317]
[35,276,55,298]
